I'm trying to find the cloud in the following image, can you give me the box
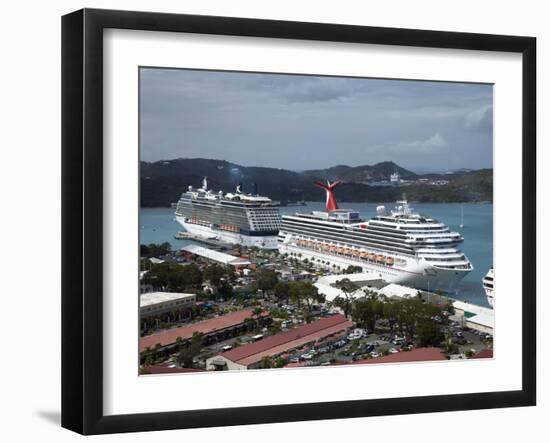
[465,105,493,130]
[278,78,356,103]
[398,132,448,151]
[139,68,492,170]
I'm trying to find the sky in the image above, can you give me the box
[140,68,493,172]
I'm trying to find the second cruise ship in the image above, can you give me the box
[278,181,473,293]
[175,177,281,249]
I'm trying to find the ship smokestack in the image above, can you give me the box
[314,180,342,212]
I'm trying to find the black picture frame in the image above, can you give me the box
[62,8,536,435]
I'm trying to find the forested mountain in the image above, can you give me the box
[140,158,492,207]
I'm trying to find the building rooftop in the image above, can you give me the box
[314,273,386,302]
[220,314,353,366]
[140,308,266,352]
[471,348,493,359]
[467,311,495,329]
[452,300,493,317]
[141,366,206,374]
[140,292,196,308]
[349,347,446,365]
[377,283,420,299]
[182,245,251,266]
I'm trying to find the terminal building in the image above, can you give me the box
[452,300,494,335]
[140,292,196,330]
[181,244,251,269]
[206,314,353,371]
[314,273,386,302]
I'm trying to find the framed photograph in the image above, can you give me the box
[62,8,536,435]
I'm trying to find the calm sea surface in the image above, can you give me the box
[140,202,493,307]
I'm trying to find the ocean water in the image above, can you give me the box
[140,202,493,307]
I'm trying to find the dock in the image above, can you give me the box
[174,231,234,250]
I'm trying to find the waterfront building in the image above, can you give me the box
[452,300,494,335]
[181,244,251,268]
[390,172,401,185]
[376,283,421,300]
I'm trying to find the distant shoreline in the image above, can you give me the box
[141,200,493,210]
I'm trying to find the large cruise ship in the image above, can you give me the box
[278,181,473,293]
[175,177,281,249]
[483,268,494,308]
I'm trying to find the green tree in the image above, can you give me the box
[259,356,274,369]
[203,264,226,288]
[352,298,383,331]
[255,270,279,292]
[334,278,358,317]
[140,242,171,258]
[217,280,234,300]
[416,320,444,347]
[176,332,203,367]
[288,281,324,319]
[274,281,290,303]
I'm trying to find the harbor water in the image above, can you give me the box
[140,202,493,307]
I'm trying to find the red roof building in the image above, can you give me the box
[206,314,353,370]
[349,347,446,365]
[140,309,269,353]
[471,348,493,359]
[141,366,206,374]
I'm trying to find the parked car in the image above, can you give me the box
[363,344,375,353]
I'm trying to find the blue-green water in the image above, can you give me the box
[140,202,493,307]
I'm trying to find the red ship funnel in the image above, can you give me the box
[315,180,341,212]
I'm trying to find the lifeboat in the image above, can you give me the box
[376,255,385,263]
[386,257,394,266]
[368,253,376,261]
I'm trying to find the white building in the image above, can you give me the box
[452,300,494,334]
[181,244,251,267]
[140,292,196,319]
[377,283,420,299]
[390,172,401,185]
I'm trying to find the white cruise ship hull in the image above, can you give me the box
[278,242,469,293]
[176,216,279,249]
[485,288,494,308]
